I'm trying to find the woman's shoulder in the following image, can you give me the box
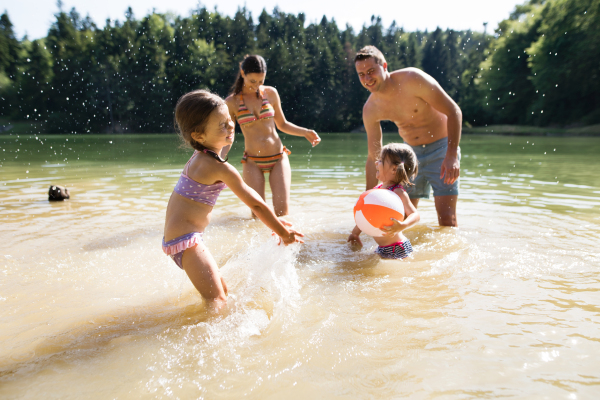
[224,95,240,115]
[225,93,239,104]
[262,86,278,97]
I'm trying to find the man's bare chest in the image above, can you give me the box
[374,96,430,125]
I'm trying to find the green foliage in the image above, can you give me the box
[459,32,491,125]
[478,5,544,124]
[0,12,22,117]
[527,0,600,124]
[422,28,448,90]
[0,13,21,78]
[476,0,599,126]
[2,0,598,133]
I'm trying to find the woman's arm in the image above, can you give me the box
[217,162,304,244]
[221,97,238,159]
[225,95,239,127]
[267,87,321,147]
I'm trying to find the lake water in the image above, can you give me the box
[1,133,599,399]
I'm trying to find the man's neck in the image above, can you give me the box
[375,72,395,97]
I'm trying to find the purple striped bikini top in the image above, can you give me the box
[173,151,227,206]
[375,183,406,192]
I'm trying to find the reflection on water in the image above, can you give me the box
[1,133,599,398]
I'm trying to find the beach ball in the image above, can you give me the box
[353,189,405,237]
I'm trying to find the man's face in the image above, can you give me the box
[355,58,387,92]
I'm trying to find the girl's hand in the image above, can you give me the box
[381,218,406,237]
[279,217,293,227]
[279,229,305,245]
[305,130,321,147]
[347,233,363,248]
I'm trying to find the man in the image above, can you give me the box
[355,46,461,227]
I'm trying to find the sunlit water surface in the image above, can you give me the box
[1,133,599,399]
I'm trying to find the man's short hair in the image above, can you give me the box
[354,46,386,66]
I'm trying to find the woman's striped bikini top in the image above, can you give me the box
[173,151,227,207]
[236,92,275,126]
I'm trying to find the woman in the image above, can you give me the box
[225,55,321,217]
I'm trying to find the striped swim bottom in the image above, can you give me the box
[162,232,204,269]
[241,146,291,173]
[375,239,413,260]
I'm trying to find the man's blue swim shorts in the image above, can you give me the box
[407,137,461,199]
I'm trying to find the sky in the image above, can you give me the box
[4,0,525,40]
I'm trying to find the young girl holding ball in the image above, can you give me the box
[348,143,420,259]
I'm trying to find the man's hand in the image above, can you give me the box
[440,154,460,185]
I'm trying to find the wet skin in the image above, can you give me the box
[225,71,320,216]
[355,57,461,226]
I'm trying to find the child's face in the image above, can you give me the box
[375,156,396,183]
[193,104,235,151]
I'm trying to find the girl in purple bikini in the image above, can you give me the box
[163,90,303,307]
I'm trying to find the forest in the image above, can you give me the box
[0,0,598,134]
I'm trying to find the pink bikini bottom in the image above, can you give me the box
[162,232,204,269]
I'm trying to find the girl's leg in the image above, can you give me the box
[181,241,227,305]
[269,152,291,216]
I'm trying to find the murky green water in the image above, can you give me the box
[1,133,599,399]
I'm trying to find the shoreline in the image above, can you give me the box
[2,121,600,137]
[461,124,600,137]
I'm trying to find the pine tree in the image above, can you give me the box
[0,13,21,79]
[421,28,449,92]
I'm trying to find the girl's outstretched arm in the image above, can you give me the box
[381,189,420,237]
[267,87,321,147]
[347,225,363,247]
[218,162,304,245]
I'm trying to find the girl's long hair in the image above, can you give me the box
[174,89,228,162]
[229,54,267,98]
[380,143,418,187]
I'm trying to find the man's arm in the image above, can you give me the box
[411,70,462,184]
[363,103,383,190]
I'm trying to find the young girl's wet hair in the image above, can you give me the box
[380,143,418,187]
[174,89,228,162]
[230,54,267,97]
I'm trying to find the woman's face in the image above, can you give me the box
[241,71,266,93]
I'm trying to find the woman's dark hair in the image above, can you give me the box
[380,143,418,187]
[174,89,228,162]
[230,54,267,97]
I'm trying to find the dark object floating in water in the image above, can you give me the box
[49,185,70,201]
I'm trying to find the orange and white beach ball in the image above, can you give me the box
[353,189,405,237]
